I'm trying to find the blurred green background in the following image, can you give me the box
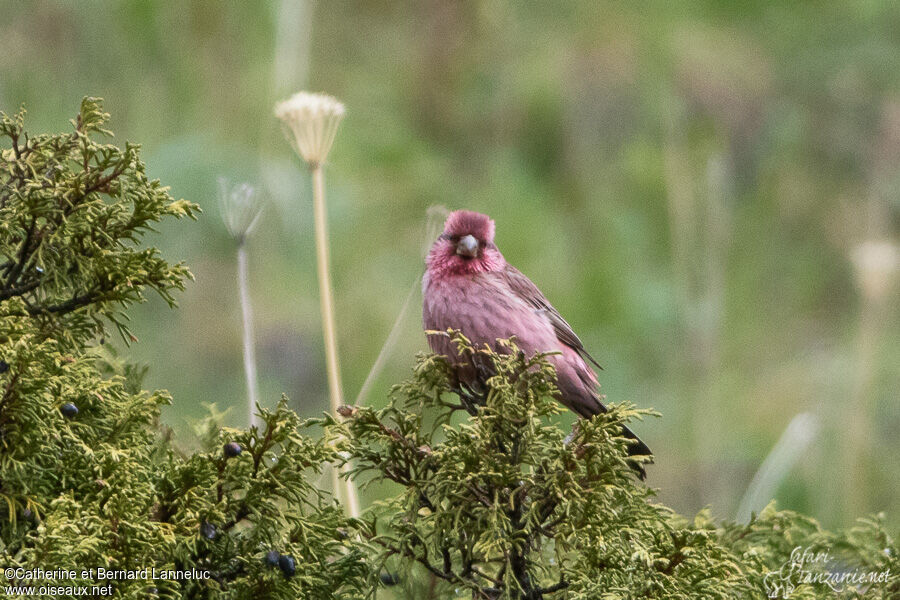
[1,1,897,530]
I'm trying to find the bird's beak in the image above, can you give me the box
[456,234,479,258]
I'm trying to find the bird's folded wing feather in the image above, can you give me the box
[500,265,603,369]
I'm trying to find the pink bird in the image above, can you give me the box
[423,210,651,478]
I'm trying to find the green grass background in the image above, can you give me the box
[1,0,897,530]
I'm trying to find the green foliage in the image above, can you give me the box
[0,97,197,345]
[1,99,895,600]
[715,504,899,600]
[332,334,897,599]
[0,101,368,599]
[154,399,370,600]
[4,3,896,530]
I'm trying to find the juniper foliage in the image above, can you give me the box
[0,100,368,599]
[333,334,897,599]
[1,99,896,600]
[0,98,195,345]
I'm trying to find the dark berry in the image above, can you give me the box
[223,441,242,458]
[200,521,217,540]
[380,572,400,586]
[263,550,279,568]
[0,360,9,374]
[22,508,34,521]
[146,587,158,595]
[60,403,79,418]
[278,555,296,578]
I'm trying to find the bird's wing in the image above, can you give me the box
[501,265,603,370]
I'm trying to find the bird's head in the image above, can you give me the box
[426,210,505,276]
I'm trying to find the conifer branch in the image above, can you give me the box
[1,100,368,599]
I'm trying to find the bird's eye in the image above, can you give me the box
[448,235,460,243]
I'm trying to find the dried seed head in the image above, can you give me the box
[851,240,898,301]
[274,91,345,167]
[218,178,262,244]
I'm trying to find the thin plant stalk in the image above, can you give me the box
[311,164,359,518]
[844,296,877,518]
[275,91,359,517]
[737,412,819,523]
[219,179,262,430]
[663,100,733,509]
[843,239,896,519]
[353,205,448,408]
[236,243,260,430]
[353,277,419,407]
[311,165,345,413]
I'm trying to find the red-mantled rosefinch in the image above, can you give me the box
[423,210,651,477]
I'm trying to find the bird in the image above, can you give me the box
[422,210,651,478]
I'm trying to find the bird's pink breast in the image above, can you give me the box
[423,272,560,360]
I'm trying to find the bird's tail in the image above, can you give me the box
[621,424,652,481]
[566,390,652,479]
